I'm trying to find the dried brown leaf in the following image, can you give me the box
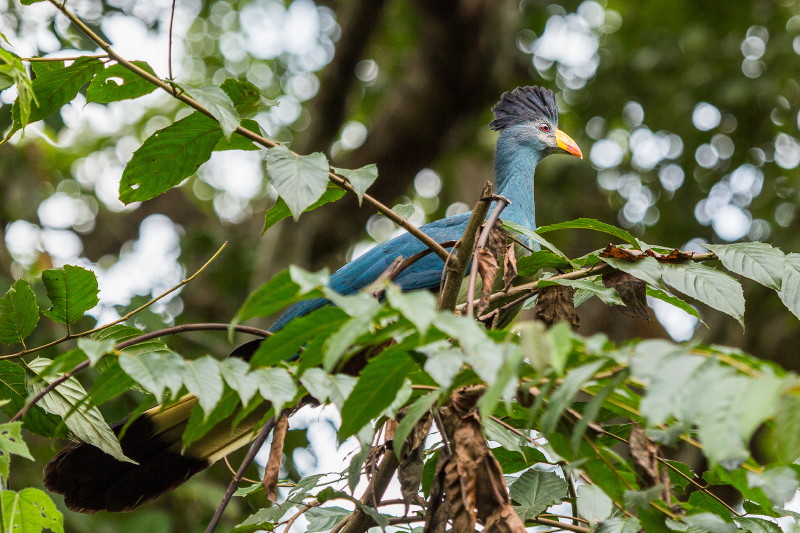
[398,413,433,509]
[534,284,579,330]
[476,247,499,316]
[599,244,645,261]
[503,242,518,291]
[602,270,650,320]
[428,388,525,533]
[645,248,695,262]
[629,424,670,501]
[263,413,289,503]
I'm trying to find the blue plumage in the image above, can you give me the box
[270,86,581,332]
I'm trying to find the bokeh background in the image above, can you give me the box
[1,0,799,530]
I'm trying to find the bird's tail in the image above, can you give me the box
[43,394,270,513]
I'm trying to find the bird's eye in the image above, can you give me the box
[538,123,551,133]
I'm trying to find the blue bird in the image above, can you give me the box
[44,86,583,513]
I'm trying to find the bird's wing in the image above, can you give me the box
[269,212,470,331]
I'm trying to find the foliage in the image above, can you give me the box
[2,1,800,532]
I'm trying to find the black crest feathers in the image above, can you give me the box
[490,86,559,131]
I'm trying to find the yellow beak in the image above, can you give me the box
[556,129,583,159]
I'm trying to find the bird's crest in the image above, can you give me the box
[490,86,559,130]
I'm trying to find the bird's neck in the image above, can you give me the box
[493,134,541,232]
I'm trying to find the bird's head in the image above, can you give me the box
[490,86,582,159]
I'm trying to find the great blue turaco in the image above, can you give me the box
[43,86,583,513]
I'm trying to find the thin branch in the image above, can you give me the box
[334,450,400,533]
[387,240,458,283]
[465,196,509,318]
[205,417,278,533]
[0,241,229,361]
[438,184,493,312]
[10,323,267,423]
[167,0,177,80]
[532,516,590,533]
[459,251,718,314]
[115,323,270,350]
[45,0,451,262]
[22,54,108,62]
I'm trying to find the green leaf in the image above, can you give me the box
[386,285,438,335]
[233,270,307,324]
[509,468,568,520]
[334,165,378,204]
[393,390,439,455]
[734,517,783,533]
[678,513,737,533]
[771,390,800,462]
[118,347,185,402]
[263,183,345,232]
[182,388,240,448]
[390,203,415,219]
[540,360,605,434]
[597,517,642,533]
[537,218,642,249]
[0,280,39,345]
[1,488,63,533]
[0,361,65,437]
[76,338,114,366]
[661,262,745,327]
[231,506,286,533]
[250,367,296,412]
[220,78,273,116]
[339,348,418,439]
[181,356,223,416]
[491,446,547,474]
[502,221,572,263]
[703,242,785,290]
[12,56,102,127]
[265,145,330,220]
[250,306,347,367]
[219,358,259,406]
[601,256,665,289]
[41,265,99,325]
[183,85,240,139]
[305,507,352,532]
[746,466,798,506]
[0,45,35,125]
[119,112,221,203]
[778,254,800,320]
[0,421,33,478]
[86,61,157,103]
[483,417,526,452]
[85,359,136,406]
[299,368,333,403]
[323,312,377,372]
[516,251,572,275]
[26,358,133,463]
[577,484,613,523]
[541,278,623,306]
[213,118,260,151]
[646,287,701,320]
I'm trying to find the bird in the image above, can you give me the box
[43,86,583,513]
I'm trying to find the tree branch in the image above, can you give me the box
[465,195,508,317]
[334,450,400,533]
[45,0,451,262]
[438,184,493,312]
[205,416,277,533]
[10,323,269,423]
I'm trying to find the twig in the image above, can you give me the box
[283,501,322,532]
[334,450,400,533]
[533,516,590,533]
[45,0,451,262]
[438,184,493,312]
[387,240,458,283]
[465,196,509,317]
[459,251,718,314]
[10,323,268,423]
[0,241,229,360]
[205,417,278,533]
[223,456,259,484]
[22,54,108,62]
[167,0,177,80]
